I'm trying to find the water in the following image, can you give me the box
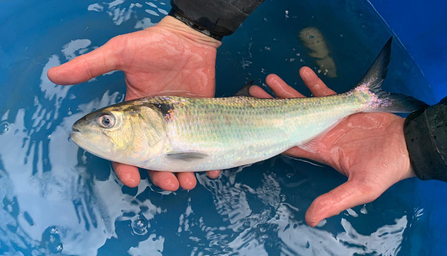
[0,0,439,255]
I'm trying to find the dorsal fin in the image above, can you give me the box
[234,81,254,97]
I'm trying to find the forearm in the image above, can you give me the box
[404,97,447,182]
[169,0,265,40]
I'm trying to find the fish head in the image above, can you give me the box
[70,102,167,165]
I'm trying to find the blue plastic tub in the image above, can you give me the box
[370,0,447,254]
[0,0,446,255]
[370,0,447,103]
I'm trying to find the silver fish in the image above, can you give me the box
[70,38,426,172]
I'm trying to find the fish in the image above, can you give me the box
[299,27,337,78]
[70,38,427,172]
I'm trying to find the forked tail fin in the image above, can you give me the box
[353,37,428,113]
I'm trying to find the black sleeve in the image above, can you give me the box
[404,97,447,182]
[169,0,265,40]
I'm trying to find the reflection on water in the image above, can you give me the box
[187,165,409,255]
[87,0,166,29]
[0,0,432,255]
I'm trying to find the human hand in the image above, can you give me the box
[48,16,221,191]
[250,67,416,227]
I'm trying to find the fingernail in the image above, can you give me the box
[302,69,310,77]
[316,219,327,227]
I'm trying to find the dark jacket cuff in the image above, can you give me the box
[404,97,447,182]
[169,0,264,40]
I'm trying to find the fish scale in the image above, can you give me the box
[140,93,367,171]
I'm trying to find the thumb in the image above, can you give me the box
[48,36,124,85]
[305,179,383,227]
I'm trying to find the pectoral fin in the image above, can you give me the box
[166,152,209,162]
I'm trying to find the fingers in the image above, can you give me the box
[305,180,383,227]
[249,74,307,99]
[260,67,336,99]
[249,86,274,99]
[176,172,197,190]
[149,171,180,191]
[266,74,305,98]
[151,171,220,191]
[206,170,221,179]
[112,162,141,188]
[299,67,336,97]
[48,36,124,85]
[114,165,220,191]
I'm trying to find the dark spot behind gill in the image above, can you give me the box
[153,103,175,122]
[134,99,177,122]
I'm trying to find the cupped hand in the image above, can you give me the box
[48,16,222,191]
[250,67,416,227]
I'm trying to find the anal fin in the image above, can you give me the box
[299,137,321,153]
[297,119,344,153]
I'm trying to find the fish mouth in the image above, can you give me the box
[69,127,83,144]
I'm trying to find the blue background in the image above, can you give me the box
[370,0,447,254]
[0,0,446,255]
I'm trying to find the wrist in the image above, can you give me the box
[169,0,264,38]
[397,118,417,180]
[156,16,221,49]
[168,9,224,41]
[404,101,447,182]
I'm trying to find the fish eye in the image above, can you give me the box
[99,114,115,128]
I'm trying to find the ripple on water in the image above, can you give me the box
[132,217,148,236]
[41,226,64,254]
[0,121,9,135]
